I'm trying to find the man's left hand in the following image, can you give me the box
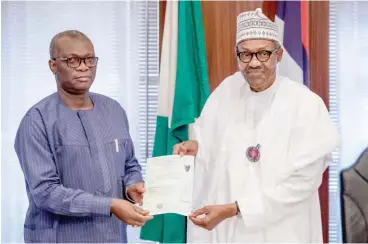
[126,182,145,205]
[189,203,237,231]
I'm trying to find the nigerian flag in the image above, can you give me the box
[140,0,210,243]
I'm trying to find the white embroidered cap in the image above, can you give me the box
[236,8,280,45]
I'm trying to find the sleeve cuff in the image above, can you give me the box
[124,173,144,203]
[125,185,135,203]
[124,172,144,188]
[91,196,113,217]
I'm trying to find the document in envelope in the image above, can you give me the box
[142,155,194,216]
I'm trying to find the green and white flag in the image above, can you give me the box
[140,0,210,242]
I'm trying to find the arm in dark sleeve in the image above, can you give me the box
[15,112,112,217]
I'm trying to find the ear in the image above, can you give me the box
[234,44,239,55]
[276,47,284,63]
[49,59,57,74]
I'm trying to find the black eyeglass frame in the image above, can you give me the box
[236,46,280,63]
[51,56,99,68]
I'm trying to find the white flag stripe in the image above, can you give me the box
[157,0,178,125]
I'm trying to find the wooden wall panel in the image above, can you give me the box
[310,1,329,108]
[309,1,330,243]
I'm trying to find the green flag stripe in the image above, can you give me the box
[140,1,210,242]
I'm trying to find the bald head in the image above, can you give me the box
[48,30,97,95]
[49,30,92,59]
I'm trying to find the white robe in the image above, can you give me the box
[187,72,339,243]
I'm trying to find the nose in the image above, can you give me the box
[248,54,261,68]
[75,60,89,71]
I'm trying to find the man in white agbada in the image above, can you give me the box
[173,8,338,242]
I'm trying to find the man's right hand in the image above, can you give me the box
[173,140,198,156]
[110,198,153,227]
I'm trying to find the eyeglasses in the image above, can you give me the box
[52,56,99,68]
[236,47,279,63]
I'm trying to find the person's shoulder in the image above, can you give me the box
[17,93,59,132]
[210,71,245,99]
[90,92,127,115]
[24,93,59,118]
[216,71,244,90]
[199,72,245,118]
[280,76,325,107]
[15,95,60,148]
[343,147,368,181]
[91,92,122,107]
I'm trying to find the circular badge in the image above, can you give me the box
[246,144,261,162]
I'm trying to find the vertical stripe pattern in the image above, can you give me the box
[14,92,143,243]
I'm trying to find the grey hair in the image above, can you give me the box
[275,41,281,49]
[49,30,92,59]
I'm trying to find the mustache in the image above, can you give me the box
[246,68,263,73]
